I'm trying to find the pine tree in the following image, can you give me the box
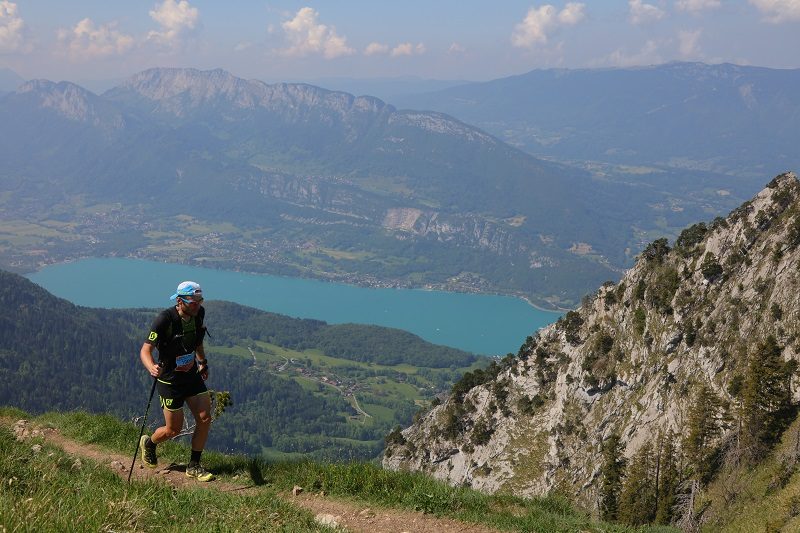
[655,431,680,524]
[683,383,725,482]
[618,442,657,525]
[599,432,626,521]
[739,335,797,461]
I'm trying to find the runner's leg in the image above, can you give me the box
[151,407,184,444]
[186,392,212,451]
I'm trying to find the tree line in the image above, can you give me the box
[599,335,797,527]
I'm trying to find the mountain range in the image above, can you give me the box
[394,62,800,180]
[0,65,772,306]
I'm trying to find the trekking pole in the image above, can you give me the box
[128,375,158,484]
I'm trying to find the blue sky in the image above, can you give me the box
[1,1,799,84]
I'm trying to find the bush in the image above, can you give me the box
[700,252,723,280]
[675,222,707,251]
[787,215,800,246]
[633,308,646,336]
[471,417,495,446]
[646,266,680,313]
[561,310,584,345]
[641,238,670,263]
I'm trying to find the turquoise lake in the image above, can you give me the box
[27,258,562,355]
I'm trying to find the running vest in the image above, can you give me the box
[148,306,206,382]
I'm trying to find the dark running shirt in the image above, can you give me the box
[145,306,205,384]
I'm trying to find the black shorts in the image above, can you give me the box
[156,376,208,411]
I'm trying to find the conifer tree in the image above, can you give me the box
[618,442,657,525]
[739,335,797,461]
[655,431,680,524]
[683,383,725,482]
[599,432,625,521]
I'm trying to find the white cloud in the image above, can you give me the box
[57,18,134,59]
[147,0,199,47]
[678,28,702,57]
[748,0,800,22]
[629,0,666,24]
[390,42,426,57]
[279,7,354,58]
[558,2,587,24]
[511,3,586,48]
[675,0,721,12]
[0,1,25,52]
[364,42,389,56]
[448,42,466,54]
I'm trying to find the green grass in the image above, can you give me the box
[207,339,477,433]
[1,409,671,532]
[0,419,330,531]
[360,403,395,424]
[699,417,800,532]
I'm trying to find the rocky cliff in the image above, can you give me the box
[384,172,800,512]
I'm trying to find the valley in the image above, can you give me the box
[0,65,767,309]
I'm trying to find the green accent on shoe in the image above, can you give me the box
[185,463,215,482]
[140,435,157,468]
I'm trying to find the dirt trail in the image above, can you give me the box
[8,419,500,533]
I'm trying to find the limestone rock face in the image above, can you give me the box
[384,172,800,509]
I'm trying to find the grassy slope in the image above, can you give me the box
[0,407,671,533]
[700,415,800,532]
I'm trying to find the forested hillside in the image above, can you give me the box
[0,270,481,460]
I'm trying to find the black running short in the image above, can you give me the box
[156,377,209,411]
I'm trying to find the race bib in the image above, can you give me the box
[175,353,195,372]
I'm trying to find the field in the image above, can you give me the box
[208,339,485,458]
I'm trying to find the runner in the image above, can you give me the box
[138,280,215,482]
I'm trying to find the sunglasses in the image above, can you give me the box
[179,297,204,306]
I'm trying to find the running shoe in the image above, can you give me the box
[186,463,215,482]
[140,435,157,468]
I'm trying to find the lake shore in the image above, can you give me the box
[28,257,562,356]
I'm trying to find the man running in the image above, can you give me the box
[138,280,215,481]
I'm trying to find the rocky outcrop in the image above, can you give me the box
[384,172,800,510]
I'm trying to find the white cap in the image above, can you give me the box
[170,280,203,300]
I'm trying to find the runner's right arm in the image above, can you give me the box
[140,342,162,378]
[141,311,170,378]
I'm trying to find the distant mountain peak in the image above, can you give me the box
[110,67,392,118]
[16,79,122,128]
[119,67,251,102]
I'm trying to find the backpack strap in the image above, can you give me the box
[157,307,184,351]
[197,316,208,343]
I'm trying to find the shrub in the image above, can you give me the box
[562,310,584,345]
[675,222,708,251]
[471,417,495,446]
[646,266,680,313]
[787,215,800,247]
[641,238,670,263]
[385,426,407,448]
[633,308,646,336]
[700,252,723,280]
